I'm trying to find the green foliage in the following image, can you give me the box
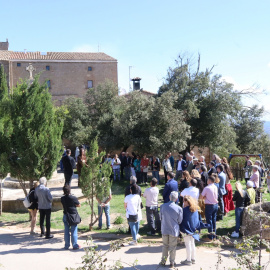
[80,139,112,229]
[114,216,124,225]
[6,76,63,194]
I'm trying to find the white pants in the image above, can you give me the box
[131,167,136,177]
[184,235,196,261]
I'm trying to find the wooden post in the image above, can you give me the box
[236,162,239,181]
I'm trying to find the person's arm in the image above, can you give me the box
[104,194,112,204]
[124,203,128,209]
[47,190,53,202]
[178,207,183,224]
[75,203,81,207]
[163,183,169,200]
[96,196,102,204]
[232,191,238,201]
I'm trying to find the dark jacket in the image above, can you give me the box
[176,159,186,171]
[151,159,160,171]
[201,172,208,186]
[62,155,76,175]
[163,179,178,203]
[28,187,38,210]
[233,190,250,208]
[208,167,217,176]
[179,179,189,193]
[169,156,175,170]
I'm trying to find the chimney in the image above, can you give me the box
[0,39,9,50]
[131,77,141,91]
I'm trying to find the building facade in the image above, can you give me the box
[0,41,118,105]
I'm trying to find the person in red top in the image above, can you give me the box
[223,164,235,215]
[140,154,149,184]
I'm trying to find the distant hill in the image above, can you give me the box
[264,121,270,135]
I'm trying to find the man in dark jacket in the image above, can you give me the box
[119,152,126,179]
[200,165,209,186]
[175,154,186,180]
[62,149,76,186]
[208,161,217,176]
[163,172,178,203]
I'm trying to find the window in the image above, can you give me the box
[46,65,50,71]
[87,80,93,88]
[88,66,92,71]
[17,63,21,67]
[46,80,51,89]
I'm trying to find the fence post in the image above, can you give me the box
[236,162,239,181]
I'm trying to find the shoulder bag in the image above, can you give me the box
[63,196,81,226]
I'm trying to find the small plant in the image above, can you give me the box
[114,216,124,225]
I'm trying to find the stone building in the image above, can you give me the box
[0,40,118,105]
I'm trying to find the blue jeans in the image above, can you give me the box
[205,204,218,239]
[63,215,79,249]
[113,169,120,181]
[129,221,139,241]
[152,171,160,184]
[235,207,244,233]
[98,205,110,228]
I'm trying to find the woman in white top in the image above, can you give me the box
[162,155,172,182]
[124,184,142,245]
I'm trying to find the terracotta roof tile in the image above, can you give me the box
[0,51,116,61]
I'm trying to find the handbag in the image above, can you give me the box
[23,190,33,208]
[63,196,81,226]
[127,214,138,222]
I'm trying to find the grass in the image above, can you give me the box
[1,175,269,239]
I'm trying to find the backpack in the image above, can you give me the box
[23,190,33,208]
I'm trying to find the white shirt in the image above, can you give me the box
[124,194,142,221]
[111,158,121,169]
[143,187,159,207]
[177,160,183,171]
[180,186,199,200]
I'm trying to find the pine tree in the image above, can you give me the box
[8,76,63,195]
[80,139,112,230]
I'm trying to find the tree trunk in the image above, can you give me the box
[18,179,27,196]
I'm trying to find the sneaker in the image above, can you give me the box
[137,234,141,239]
[159,261,166,266]
[169,262,175,268]
[181,259,192,265]
[191,259,195,264]
[73,245,81,250]
[231,231,239,238]
[30,231,38,235]
[39,234,44,237]
[45,235,54,239]
[129,241,137,245]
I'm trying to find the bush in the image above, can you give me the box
[114,216,124,224]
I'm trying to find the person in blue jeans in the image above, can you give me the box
[97,189,112,229]
[61,185,81,250]
[111,154,121,181]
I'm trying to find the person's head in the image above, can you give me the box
[168,152,172,157]
[143,153,147,159]
[253,165,259,172]
[130,184,137,195]
[235,181,244,197]
[199,156,205,162]
[247,160,253,166]
[200,165,207,173]
[212,173,220,183]
[255,160,261,166]
[39,177,47,186]
[151,178,158,187]
[190,151,194,157]
[107,153,110,158]
[247,180,253,189]
[216,165,224,173]
[209,161,215,168]
[222,157,228,164]
[193,158,198,165]
[207,175,215,185]
[183,195,200,212]
[122,152,125,156]
[33,182,39,189]
[169,191,178,202]
[153,156,157,162]
[191,169,201,179]
[130,175,137,185]
[115,154,118,159]
[183,171,192,181]
[190,178,197,187]
[126,152,129,157]
[178,154,183,160]
[137,155,141,160]
[66,149,71,156]
[216,156,221,164]
[167,172,174,180]
[63,185,71,195]
[131,152,136,158]
[165,154,169,160]
[79,148,85,156]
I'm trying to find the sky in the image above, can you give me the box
[1,0,270,120]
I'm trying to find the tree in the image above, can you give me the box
[158,54,241,153]
[8,77,63,195]
[80,139,112,230]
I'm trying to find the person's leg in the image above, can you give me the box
[71,225,79,248]
[39,209,45,235]
[113,169,116,181]
[117,168,121,181]
[168,235,178,264]
[175,171,180,181]
[205,205,213,239]
[136,172,140,184]
[153,207,161,233]
[104,205,110,228]
[157,172,160,184]
[63,214,71,249]
[184,235,191,261]
[121,166,124,178]
[146,207,155,234]
[164,168,168,182]
[98,205,103,229]
[212,204,218,238]
[235,207,244,233]
[161,235,169,263]
[190,236,196,261]
[135,221,139,236]
[129,222,137,241]
[131,167,136,177]
[45,208,51,237]
[30,209,37,232]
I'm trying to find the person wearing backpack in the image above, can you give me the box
[28,182,39,235]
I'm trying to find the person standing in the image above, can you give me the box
[244,160,253,183]
[28,182,39,235]
[60,146,66,171]
[61,185,81,249]
[75,147,80,162]
[111,154,121,181]
[216,165,226,220]
[124,152,132,181]
[124,184,142,245]
[168,152,175,172]
[208,161,217,176]
[140,154,149,184]
[246,180,256,204]
[201,176,218,241]
[97,187,112,230]
[35,177,53,239]
[134,155,142,184]
[180,178,199,201]
[163,172,178,203]
[62,149,76,186]
[175,154,186,181]
[77,148,88,187]
[162,155,172,182]
[231,182,250,238]
[200,165,208,186]
[151,156,160,184]
[143,178,161,236]
[119,152,126,179]
[160,191,183,268]
[130,152,136,177]
[186,156,194,174]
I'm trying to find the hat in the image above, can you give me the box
[247,181,253,188]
